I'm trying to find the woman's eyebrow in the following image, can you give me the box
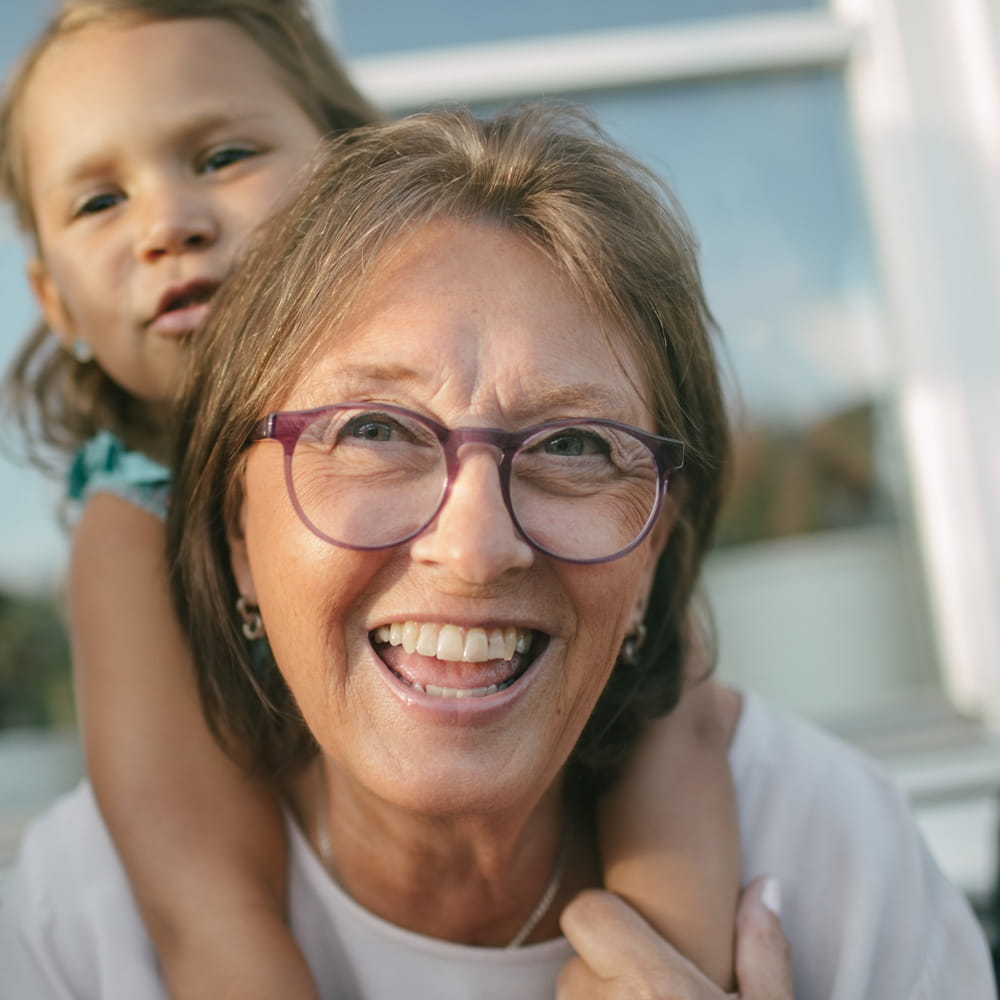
[298,368,639,419]
[299,364,424,402]
[519,383,635,416]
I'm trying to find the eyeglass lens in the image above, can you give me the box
[288,407,661,561]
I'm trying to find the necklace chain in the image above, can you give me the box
[504,820,571,948]
[313,761,571,948]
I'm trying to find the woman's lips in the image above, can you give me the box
[371,621,540,699]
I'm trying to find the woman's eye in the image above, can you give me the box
[73,191,123,218]
[340,413,402,444]
[199,146,258,173]
[541,430,606,457]
[340,411,433,447]
[352,420,394,442]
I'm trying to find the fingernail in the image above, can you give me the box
[760,876,782,917]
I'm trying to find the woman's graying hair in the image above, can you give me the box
[0,0,381,469]
[169,103,731,790]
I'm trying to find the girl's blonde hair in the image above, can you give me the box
[1,0,381,467]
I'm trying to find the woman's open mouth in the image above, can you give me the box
[371,622,544,699]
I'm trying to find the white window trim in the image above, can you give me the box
[339,4,1000,728]
[833,0,1000,725]
[348,10,854,107]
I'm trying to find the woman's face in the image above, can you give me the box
[232,220,671,817]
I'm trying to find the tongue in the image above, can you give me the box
[379,644,522,690]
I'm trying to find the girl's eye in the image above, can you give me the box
[73,191,123,218]
[199,146,258,173]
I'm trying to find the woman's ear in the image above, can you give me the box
[228,505,258,604]
[631,490,682,629]
[26,256,73,342]
[650,490,679,557]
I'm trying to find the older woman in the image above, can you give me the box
[2,105,992,999]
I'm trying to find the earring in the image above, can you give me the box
[619,621,647,666]
[70,339,94,363]
[235,596,265,641]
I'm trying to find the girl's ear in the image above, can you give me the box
[26,255,73,341]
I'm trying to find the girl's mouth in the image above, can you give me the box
[149,280,220,336]
[155,279,219,318]
[370,622,544,699]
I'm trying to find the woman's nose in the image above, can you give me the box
[135,185,218,262]
[409,449,534,584]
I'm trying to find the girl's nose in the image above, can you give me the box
[409,448,534,584]
[135,187,218,262]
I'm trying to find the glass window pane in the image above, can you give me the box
[580,71,892,540]
[335,0,824,56]
[579,72,878,429]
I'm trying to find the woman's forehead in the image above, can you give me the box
[276,220,656,425]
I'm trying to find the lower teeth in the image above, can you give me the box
[411,680,505,698]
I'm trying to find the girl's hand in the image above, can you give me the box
[558,876,791,999]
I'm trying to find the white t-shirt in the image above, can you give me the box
[0,692,994,999]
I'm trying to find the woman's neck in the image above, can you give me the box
[288,757,600,947]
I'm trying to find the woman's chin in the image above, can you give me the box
[313,637,572,818]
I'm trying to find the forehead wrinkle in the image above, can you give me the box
[292,359,650,424]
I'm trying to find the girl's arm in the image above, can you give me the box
[68,491,319,999]
[597,678,741,991]
[558,877,790,1000]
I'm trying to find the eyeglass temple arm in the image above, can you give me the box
[247,415,275,445]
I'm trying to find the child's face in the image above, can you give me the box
[21,17,325,403]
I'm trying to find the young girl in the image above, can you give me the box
[1,1,740,994]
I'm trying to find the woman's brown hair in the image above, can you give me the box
[169,103,731,789]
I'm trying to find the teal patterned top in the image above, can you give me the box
[67,431,171,521]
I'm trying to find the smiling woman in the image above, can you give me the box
[157,104,990,997]
[172,107,730,793]
[1,103,992,999]
[227,218,677,824]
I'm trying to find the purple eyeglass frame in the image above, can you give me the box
[248,402,685,564]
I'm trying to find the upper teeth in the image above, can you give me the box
[372,622,531,662]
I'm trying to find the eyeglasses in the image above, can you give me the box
[248,403,684,564]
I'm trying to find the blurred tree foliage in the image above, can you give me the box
[0,590,74,729]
